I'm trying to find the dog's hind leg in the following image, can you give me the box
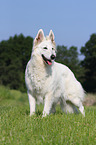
[28,92,36,116]
[60,99,74,113]
[69,98,85,116]
[50,103,56,114]
[79,105,85,116]
[60,98,65,112]
[65,102,79,114]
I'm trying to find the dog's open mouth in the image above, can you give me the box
[42,54,52,65]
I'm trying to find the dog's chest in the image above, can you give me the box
[27,64,52,94]
[32,72,45,91]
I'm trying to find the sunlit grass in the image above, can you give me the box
[0,86,96,145]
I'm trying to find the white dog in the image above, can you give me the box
[25,29,85,117]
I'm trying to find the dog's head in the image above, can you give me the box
[32,29,56,66]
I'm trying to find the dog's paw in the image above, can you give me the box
[30,112,35,116]
[42,111,48,118]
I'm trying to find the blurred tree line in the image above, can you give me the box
[0,33,96,92]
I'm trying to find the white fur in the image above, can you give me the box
[25,29,85,117]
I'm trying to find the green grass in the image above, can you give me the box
[0,86,96,145]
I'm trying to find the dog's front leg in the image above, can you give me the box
[42,93,53,117]
[28,92,36,116]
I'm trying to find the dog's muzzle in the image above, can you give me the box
[42,54,56,65]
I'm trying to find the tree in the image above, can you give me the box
[80,34,96,92]
[0,34,33,91]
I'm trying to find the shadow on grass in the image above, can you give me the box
[25,109,42,116]
[25,104,82,117]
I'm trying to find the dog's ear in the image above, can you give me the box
[34,29,44,46]
[49,30,55,42]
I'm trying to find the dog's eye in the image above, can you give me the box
[43,47,47,50]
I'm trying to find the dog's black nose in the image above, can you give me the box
[51,54,56,60]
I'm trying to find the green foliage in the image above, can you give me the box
[0,33,96,92]
[0,85,27,105]
[81,34,96,92]
[0,34,33,91]
[0,86,96,145]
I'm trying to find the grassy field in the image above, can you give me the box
[0,86,96,145]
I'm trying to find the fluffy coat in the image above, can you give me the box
[25,29,85,117]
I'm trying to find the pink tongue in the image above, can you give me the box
[47,60,52,65]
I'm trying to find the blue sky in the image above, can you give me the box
[0,0,96,51]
